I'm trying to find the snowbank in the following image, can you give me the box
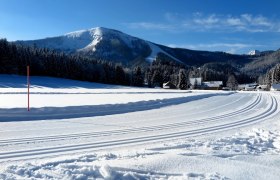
[1,128,279,179]
[0,154,227,180]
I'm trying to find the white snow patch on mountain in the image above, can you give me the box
[69,27,139,52]
[146,41,183,63]
[77,27,103,52]
[21,27,105,52]
[64,29,88,38]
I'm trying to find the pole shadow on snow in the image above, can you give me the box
[0,93,233,122]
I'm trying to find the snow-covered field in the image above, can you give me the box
[0,75,280,180]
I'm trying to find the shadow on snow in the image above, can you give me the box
[0,93,232,122]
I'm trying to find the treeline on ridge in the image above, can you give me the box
[0,38,255,89]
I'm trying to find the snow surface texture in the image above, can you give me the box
[1,129,279,179]
[0,159,227,179]
[0,75,280,179]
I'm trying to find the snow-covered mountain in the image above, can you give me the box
[17,27,182,65]
[247,50,275,56]
[248,50,261,56]
[17,27,257,67]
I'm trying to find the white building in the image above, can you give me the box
[163,82,176,89]
[270,84,280,91]
[256,85,268,91]
[203,81,223,87]
[189,77,202,86]
[203,81,223,90]
[238,83,257,91]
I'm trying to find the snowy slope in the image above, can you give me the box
[17,27,183,64]
[17,27,103,52]
[0,75,280,179]
[146,41,183,63]
[0,75,193,109]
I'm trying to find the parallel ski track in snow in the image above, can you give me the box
[0,93,278,162]
[0,92,249,145]
[0,93,255,145]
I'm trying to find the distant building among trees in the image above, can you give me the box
[163,82,177,89]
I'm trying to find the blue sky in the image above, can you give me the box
[1,0,280,54]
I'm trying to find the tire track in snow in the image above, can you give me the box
[0,93,278,162]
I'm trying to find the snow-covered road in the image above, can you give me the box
[0,76,280,179]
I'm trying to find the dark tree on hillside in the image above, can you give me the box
[115,65,126,85]
[272,64,280,83]
[163,70,170,83]
[0,38,261,89]
[262,63,280,86]
[265,69,273,85]
[151,70,162,87]
[144,68,153,87]
[132,66,144,86]
[178,69,188,90]
[236,73,254,84]
[0,38,134,86]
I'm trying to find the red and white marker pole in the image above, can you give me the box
[27,66,30,111]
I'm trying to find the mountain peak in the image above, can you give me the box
[64,27,104,38]
[16,27,185,64]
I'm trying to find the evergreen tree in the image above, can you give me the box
[115,65,126,85]
[272,64,280,83]
[163,70,170,83]
[0,39,133,85]
[151,70,162,87]
[132,66,144,86]
[178,69,188,90]
[144,68,152,87]
[193,79,198,89]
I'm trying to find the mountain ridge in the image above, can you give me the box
[16,27,280,77]
[17,27,184,65]
[17,27,253,66]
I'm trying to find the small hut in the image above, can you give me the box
[163,82,177,89]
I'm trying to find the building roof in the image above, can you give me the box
[163,81,174,86]
[203,81,223,87]
[163,81,176,89]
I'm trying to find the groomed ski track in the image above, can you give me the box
[0,92,279,162]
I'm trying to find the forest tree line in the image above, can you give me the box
[0,38,257,89]
[258,63,280,86]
